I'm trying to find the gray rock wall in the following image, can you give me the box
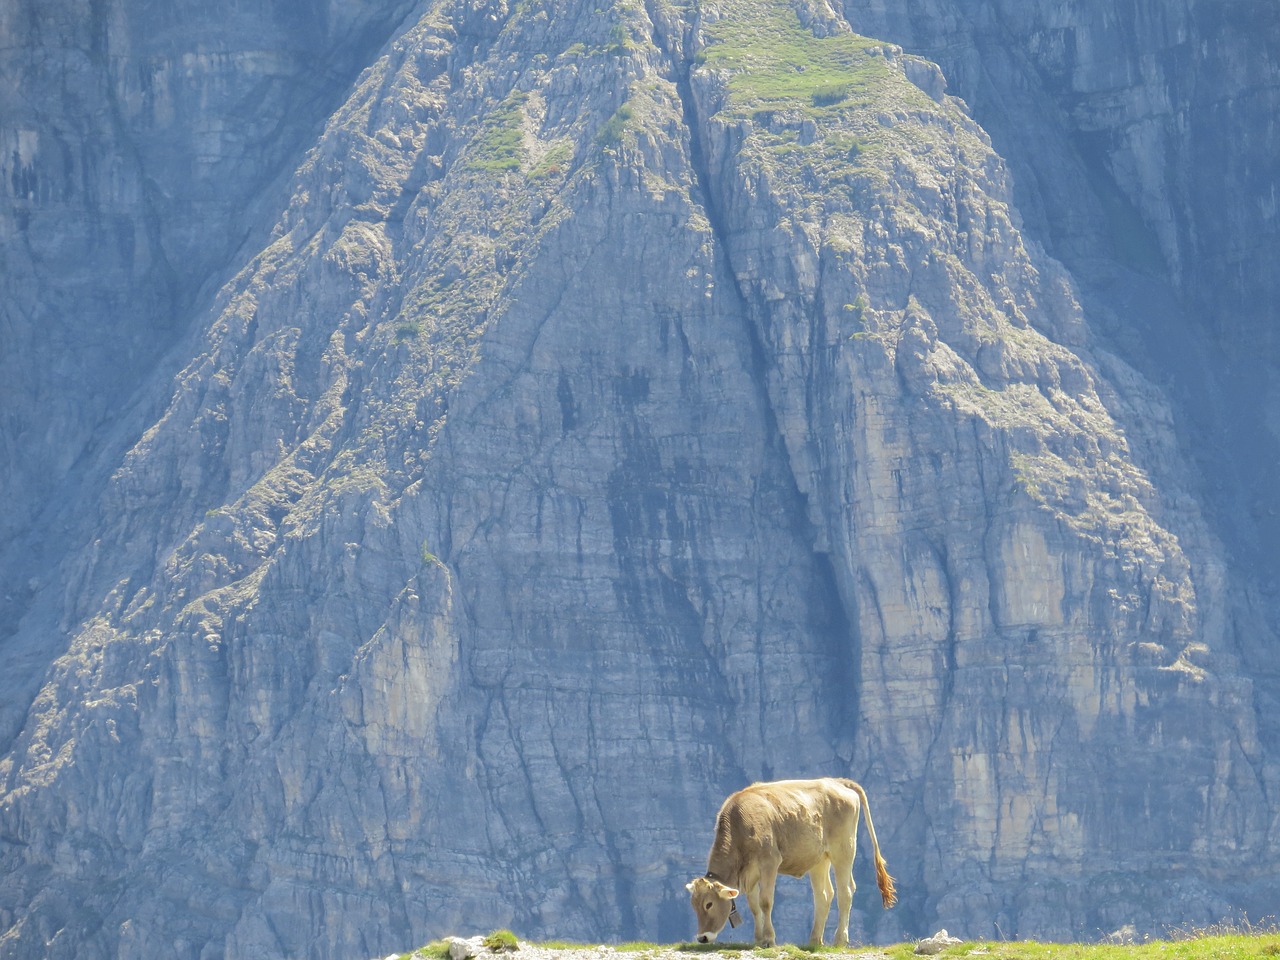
[0,0,417,731]
[0,0,1277,956]
[836,0,1280,723]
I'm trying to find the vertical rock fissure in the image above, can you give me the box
[647,3,864,753]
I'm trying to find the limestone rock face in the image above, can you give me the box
[0,0,1276,957]
[836,0,1280,732]
[0,0,418,706]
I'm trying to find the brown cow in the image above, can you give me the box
[686,778,896,947]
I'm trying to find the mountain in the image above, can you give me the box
[0,0,1276,957]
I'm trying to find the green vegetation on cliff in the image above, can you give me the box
[695,0,889,113]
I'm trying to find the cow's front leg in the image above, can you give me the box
[745,882,768,947]
[808,864,834,946]
[749,865,779,946]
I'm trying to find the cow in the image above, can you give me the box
[686,778,896,947]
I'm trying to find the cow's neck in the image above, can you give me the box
[704,867,738,889]
[706,815,740,887]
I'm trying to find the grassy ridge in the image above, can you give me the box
[400,931,1280,960]
[874,937,1280,960]
[695,0,891,113]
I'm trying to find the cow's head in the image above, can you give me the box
[686,876,739,943]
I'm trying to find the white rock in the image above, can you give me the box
[914,929,963,955]
[1105,925,1138,944]
[448,936,488,960]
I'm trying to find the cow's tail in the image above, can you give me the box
[844,779,897,908]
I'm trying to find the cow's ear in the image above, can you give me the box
[720,887,740,899]
[686,882,696,892]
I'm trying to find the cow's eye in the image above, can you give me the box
[705,902,714,910]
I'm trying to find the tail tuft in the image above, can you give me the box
[875,853,897,908]
[847,778,896,909]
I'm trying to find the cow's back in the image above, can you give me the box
[721,779,860,877]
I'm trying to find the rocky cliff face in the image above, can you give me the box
[835,0,1280,725]
[0,0,1276,957]
[0,0,417,723]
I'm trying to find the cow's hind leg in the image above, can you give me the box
[807,861,834,946]
[832,849,857,947]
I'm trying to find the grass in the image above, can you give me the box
[396,319,424,340]
[606,21,642,55]
[878,935,1280,960]
[398,942,451,960]
[485,930,520,951]
[530,140,573,179]
[811,83,852,107]
[687,0,936,211]
[397,924,1280,960]
[694,0,891,116]
[466,92,529,173]
[596,102,634,145]
[1169,917,1280,940]
[679,947,864,957]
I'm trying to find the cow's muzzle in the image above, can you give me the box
[697,934,716,944]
